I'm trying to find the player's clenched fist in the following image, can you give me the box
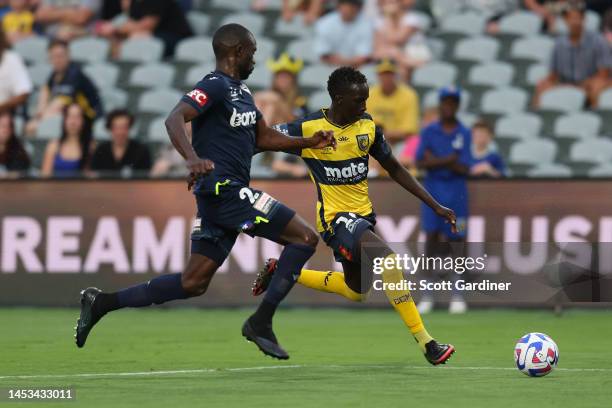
[310,130,336,150]
[435,205,458,233]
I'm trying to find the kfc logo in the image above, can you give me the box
[187,89,208,107]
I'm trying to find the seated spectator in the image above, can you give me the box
[91,109,151,175]
[373,0,430,77]
[470,120,506,178]
[0,110,30,176]
[35,0,100,41]
[267,53,307,118]
[314,0,373,67]
[41,103,94,177]
[0,26,32,114]
[2,0,35,44]
[26,40,103,136]
[367,59,419,147]
[533,2,612,108]
[524,0,567,33]
[399,106,438,175]
[108,0,193,57]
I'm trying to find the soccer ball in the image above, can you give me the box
[514,332,559,377]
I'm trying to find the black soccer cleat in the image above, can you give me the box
[75,287,104,348]
[241,318,289,360]
[424,340,455,365]
[252,258,278,296]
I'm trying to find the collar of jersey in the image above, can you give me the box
[321,108,359,129]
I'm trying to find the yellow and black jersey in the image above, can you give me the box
[274,109,392,233]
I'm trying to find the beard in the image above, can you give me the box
[239,63,255,80]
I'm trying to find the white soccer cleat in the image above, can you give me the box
[417,297,434,314]
[449,297,468,314]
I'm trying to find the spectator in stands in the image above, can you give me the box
[267,53,307,119]
[268,0,327,25]
[367,59,419,147]
[2,0,35,44]
[35,0,101,41]
[0,111,30,175]
[524,0,567,33]
[470,120,506,178]
[107,0,193,57]
[533,2,612,108]
[26,40,103,136]
[91,109,151,175]
[0,25,32,114]
[373,0,430,77]
[399,105,438,175]
[41,103,94,177]
[314,0,373,67]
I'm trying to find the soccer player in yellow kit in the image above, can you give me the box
[253,67,457,365]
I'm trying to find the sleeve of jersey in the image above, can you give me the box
[369,125,393,162]
[270,120,304,156]
[181,78,223,115]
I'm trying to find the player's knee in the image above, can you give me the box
[181,273,212,296]
[301,228,319,248]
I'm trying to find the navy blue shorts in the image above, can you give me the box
[190,183,295,265]
[321,212,376,263]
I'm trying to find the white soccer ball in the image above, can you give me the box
[514,332,559,377]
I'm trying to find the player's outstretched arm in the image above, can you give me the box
[380,154,458,233]
[165,101,215,188]
[255,118,336,152]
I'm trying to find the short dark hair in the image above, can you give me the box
[105,109,134,130]
[48,39,69,51]
[212,23,253,58]
[327,66,367,98]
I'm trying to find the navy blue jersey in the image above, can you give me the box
[181,70,262,191]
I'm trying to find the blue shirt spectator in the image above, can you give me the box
[470,120,506,178]
[314,0,373,67]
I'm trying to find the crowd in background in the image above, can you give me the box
[0,0,610,179]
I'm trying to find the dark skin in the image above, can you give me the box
[416,96,469,176]
[326,83,457,293]
[164,30,337,296]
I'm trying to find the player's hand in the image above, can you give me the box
[185,157,214,191]
[310,130,336,150]
[435,205,458,234]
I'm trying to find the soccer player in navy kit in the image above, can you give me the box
[416,87,472,314]
[75,24,335,360]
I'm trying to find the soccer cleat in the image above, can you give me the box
[241,318,289,360]
[75,287,104,348]
[424,340,455,365]
[252,258,278,296]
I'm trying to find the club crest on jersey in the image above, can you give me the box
[230,108,257,127]
[356,134,370,151]
[229,87,241,101]
[186,89,208,107]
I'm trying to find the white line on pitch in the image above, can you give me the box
[0,364,610,380]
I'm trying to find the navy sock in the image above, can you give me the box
[252,243,315,326]
[113,273,190,310]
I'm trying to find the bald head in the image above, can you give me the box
[212,23,254,58]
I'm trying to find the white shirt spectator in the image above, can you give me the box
[0,50,32,105]
[314,10,373,60]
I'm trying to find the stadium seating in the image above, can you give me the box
[35,115,62,140]
[14,36,49,64]
[129,64,176,89]
[412,62,457,89]
[539,87,586,113]
[175,36,214,63]
[481,87,528,116]
[118,37,164,63]
[468,62,515,88]
[69,37,110,64]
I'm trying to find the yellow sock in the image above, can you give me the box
[298,269,368,302]
[381,254,433,352]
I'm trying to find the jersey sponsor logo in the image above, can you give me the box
[338,136,349,142]
[356,134,370,151]
[324,161,367,183]
[230,108,257,127]
[186,89,208,107]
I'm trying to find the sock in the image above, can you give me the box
[381,254,433,352]
[253,243,315,325]
[298,269,368,301]
[103,273,189,312]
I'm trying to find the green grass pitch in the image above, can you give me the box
[1,308,611,408]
